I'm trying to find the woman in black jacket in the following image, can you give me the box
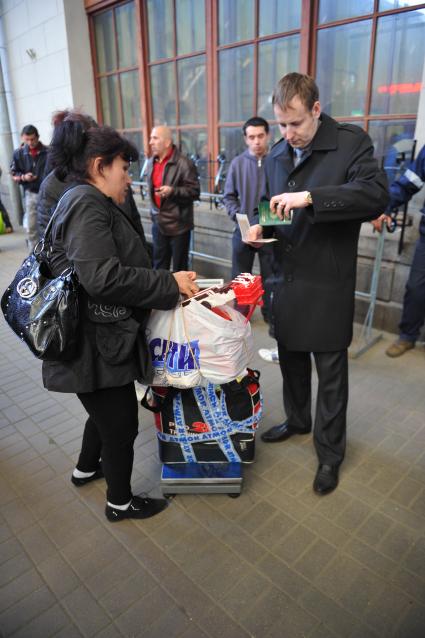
[44,123,199,521]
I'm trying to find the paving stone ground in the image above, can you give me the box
[1,230,425,638]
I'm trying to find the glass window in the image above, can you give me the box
[371,11,425,116]
[368,120,416,181]
[100,75,120,128]
[120,71,142,129]
[94,10,116,73]
[180,129,209,190]
[316,21,372,117]
[176,0,205,55]
[379,0,424,9]
[318,0,374,23]
[219,45,254,122]
[150,62,176,125]
[219,0,254,45]
[147,0,174,61]
[259,0,301,36]
[258,36,300,121]
[219,127,246,163]
[124,131,144,179]
[177,56,206,125]
[115,3,137,68]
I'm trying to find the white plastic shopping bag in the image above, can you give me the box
[146,301,254,388]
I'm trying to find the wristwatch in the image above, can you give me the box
[305,191,313,206]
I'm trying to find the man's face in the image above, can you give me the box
[244,125,270,158]
[22,133,39,149]
[273,96,321,149]
[149,128,170,157]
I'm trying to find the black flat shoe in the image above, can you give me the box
[260,421,310,443]
[313,464,339,495]
[71,465,104,487]
[105,495,168,522]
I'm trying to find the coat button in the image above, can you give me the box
[284,243,293,253]
[288,180,296,188]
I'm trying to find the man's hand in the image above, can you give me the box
[172,271,200,298]
[371,214,393,233]
[21,172,36,182]
[155,185,173,198]
[270,191,311,220]
[245,224,264,248]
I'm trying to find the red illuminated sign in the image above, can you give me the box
[378,82,422,95]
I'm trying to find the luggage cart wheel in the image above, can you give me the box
[228,492,241,498]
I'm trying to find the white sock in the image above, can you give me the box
[107,500,131,510]
[73,468,96,479]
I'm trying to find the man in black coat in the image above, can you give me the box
[248,73,389,494]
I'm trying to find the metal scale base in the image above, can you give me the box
[161,462,243,496]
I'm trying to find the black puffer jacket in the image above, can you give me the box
[42,184,179,393]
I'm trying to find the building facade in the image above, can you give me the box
[1,0,425,333]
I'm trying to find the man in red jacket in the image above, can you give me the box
[147,126,200,271]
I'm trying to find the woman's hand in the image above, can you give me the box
[173,271,200,298]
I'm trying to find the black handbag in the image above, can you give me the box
[1,192,80,361]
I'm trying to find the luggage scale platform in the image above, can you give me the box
[161,462,243,497]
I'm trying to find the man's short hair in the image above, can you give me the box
[21,125,39,137]
[272,73,319,111]
[243,117,269,136]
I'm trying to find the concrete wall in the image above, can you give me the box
[0,0,96,225]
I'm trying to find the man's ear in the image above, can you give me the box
[312,101,321,119]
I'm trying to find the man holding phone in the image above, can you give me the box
[147,126,200,271]
[10,125,47,250]
[247,73,389,495]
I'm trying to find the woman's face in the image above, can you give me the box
[95,156,132,204]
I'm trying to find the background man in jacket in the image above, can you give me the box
[10,125,47,250]
[373,144,425,357]
[248,73,389,495]
[223,116,274,320]
[147,126,200,271]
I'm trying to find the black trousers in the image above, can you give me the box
[76,383,139,505]
[152,221,191,271]
[277,344,348,466]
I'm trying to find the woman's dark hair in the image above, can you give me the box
[48,110,138,180]
[74,126,139,180]
[48,109,98,179]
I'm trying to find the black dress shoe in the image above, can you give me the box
[105,495,168,522]
[313,464,339,495]
[71,465,104,487]
[261,421,310,443]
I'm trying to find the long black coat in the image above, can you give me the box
[261,114,389,352]
[42,184,179,393]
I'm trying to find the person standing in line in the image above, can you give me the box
[372,144,425,357]
[223,116,274,321]
[10,125,47,250]
[147,126,200,271]
[247,73,389,495]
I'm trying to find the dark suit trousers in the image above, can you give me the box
[77,383,139,505]
[277,344,348,466]
[152,221,191,271]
